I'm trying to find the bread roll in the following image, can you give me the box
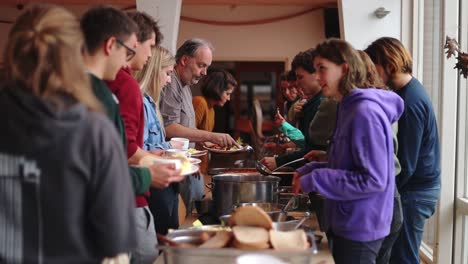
[232,238,270,250]
[269,229,308,251]
[232,226,270,249]
[199,231,232,249]
[230,206,273,229]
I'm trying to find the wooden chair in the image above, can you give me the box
[252,98,274,140]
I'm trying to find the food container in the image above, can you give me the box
[211,174,280,217]
[160,229,317,264]
[208,168,295,186]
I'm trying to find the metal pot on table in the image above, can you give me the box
[210,174,280,217]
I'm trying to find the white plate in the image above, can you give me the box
[188,149,208,157]
[181,164,199,176]
[188,158,202,165]
[203,145,248,154]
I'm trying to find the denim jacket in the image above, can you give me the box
[143,94,172,150]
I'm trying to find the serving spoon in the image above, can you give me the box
[256,157,305,176]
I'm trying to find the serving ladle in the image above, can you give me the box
[256,157,305,176]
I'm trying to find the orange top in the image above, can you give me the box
[193,96,215,132]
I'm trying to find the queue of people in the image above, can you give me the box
[0,3,439,264]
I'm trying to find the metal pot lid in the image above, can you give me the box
[212,174,280,182]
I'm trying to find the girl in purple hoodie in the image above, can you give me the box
[292,39,404,264]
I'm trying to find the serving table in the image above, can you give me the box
[153,149,332,264]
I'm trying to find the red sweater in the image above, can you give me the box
[107,67,148,207]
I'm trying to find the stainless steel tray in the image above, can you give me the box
[208,167,294,176]
[160,229,317,264]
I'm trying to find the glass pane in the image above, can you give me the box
[423,214,437,249]
[463,215,468,263]
[421,0,440,252]
[464,79,468,198]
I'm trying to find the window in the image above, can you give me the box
[420,0,441,255]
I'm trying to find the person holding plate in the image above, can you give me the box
[133,46,183,235]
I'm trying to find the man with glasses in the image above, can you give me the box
[105,10,167,264]
[116,39,137,61]
[81,7,184,263]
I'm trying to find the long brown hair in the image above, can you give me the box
[314,38,367,97]
[364,37,413,77]
[3,4,101,111]
[133,46,175,121]
[357,50,388,90]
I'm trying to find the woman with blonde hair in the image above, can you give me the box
[133,46,179,234]
[0,4,136,263]
[134,46,175,150]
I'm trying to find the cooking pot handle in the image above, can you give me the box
[273,187,288,196]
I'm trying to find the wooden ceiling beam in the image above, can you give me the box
[183,0,336,6]
[0,0,134,6]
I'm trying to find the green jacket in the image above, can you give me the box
[89,74,151,195]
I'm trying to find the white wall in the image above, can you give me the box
[339,0,401,50]
[136,0,182,54]
[177,5,325,67]
[0,4,325,67]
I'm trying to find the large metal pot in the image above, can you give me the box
[211,174,280,217]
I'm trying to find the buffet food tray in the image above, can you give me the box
[160,247,315,264]
[159,229,317,264]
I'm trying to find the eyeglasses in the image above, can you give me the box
[116,39,136,62]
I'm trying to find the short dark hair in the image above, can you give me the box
[176,38,214,64]
[291,48,316,73]
[126,11,162,45]
[81,5,138,54]
[280,70,296,82]
[286,70,297,81]
[200,69,237,101]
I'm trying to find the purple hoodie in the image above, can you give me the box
[298,88,404,242]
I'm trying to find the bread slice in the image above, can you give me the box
[232,226,270,249]
[230,206,273,229]
[232,238,270,250]
[269,229,308,251]
[199,231,232,249]
[138,155,193,174]
[139,155,164,167]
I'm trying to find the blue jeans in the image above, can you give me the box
[179,174,205,216]
[148,185,179,235]
[328,231,384,264]
[390,189,439,264]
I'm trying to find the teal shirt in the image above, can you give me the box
[89,74,151,195]
[278,122,305,148]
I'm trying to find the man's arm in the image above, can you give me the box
[165,123,238,147]
[129,165,151,195]
[128,147,151,165]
